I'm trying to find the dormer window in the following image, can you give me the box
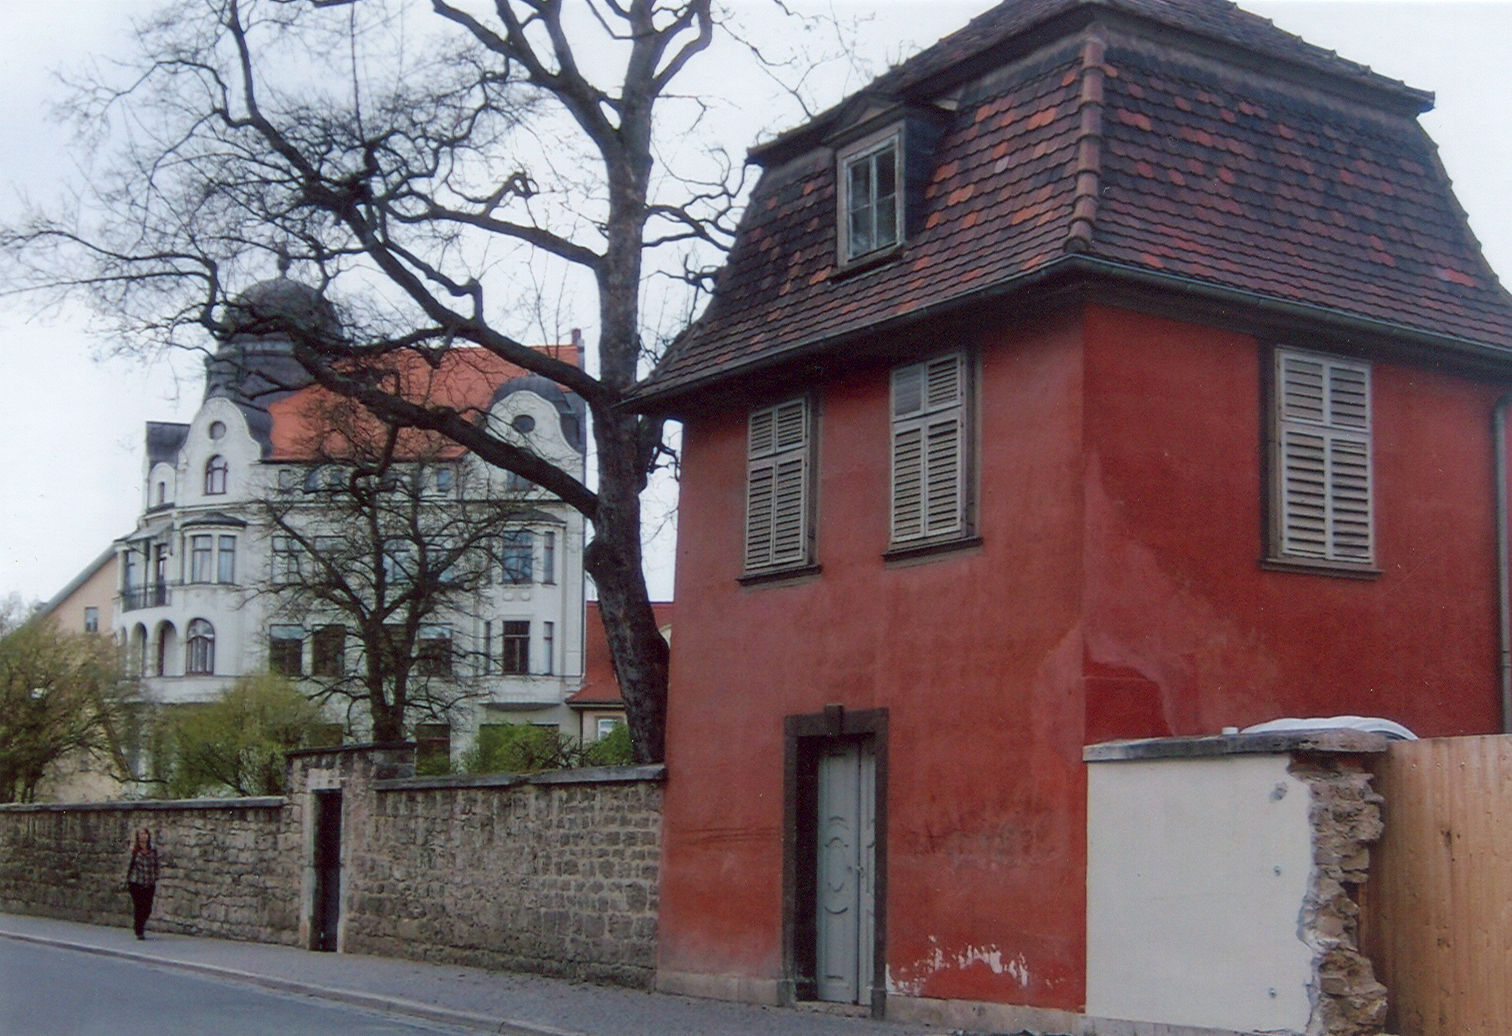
[840,133,902,263]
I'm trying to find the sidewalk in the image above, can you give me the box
[0,913,954,1036]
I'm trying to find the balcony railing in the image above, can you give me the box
[121,585,170,611]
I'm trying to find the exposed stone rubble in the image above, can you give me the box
[1291,755,1388,1036]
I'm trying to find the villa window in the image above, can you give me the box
[204,455,228,495]
[217,536,237,583]
[501,620,530,675]
[186,618,215,675]
[190,535,214,583]
[415,624,453,678]
[271,536,302,583]
[268,625,304,677]
[312,625,347,678]
[502,531,534,584]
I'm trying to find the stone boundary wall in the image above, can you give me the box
[0,751,664,987]
[0,798,300,945]
[344,769,662,986]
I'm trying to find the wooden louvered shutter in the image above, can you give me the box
[891,353,966,543]
[1276,350,1372,563]
[746,399,810,571]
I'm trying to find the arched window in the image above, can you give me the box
[204,456,229,495]
[186,619,215,675]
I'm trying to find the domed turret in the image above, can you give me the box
[205,267,337,405]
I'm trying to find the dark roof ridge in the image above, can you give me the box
[751,0,1430,167]
[1063,33,1108,254]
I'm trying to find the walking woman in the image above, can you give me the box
[124,828,160,940]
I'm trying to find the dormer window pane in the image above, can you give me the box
[845,142,899,260]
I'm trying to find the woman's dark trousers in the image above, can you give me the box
[128,882,155,938]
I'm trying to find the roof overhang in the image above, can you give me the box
[628,255,1512,417]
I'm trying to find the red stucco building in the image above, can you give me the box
[629,0,1512,1024]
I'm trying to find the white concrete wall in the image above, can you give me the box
[1086,753,1315,1032]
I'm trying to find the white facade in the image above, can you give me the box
[111,280,588,760]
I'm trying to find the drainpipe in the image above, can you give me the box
[1497,395,1512,733]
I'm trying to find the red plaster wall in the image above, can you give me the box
[658,301,1510,1015]
[660,314,1091,1010]
[1081,305,1504,741]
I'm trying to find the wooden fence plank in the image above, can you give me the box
[1368,735,1512,1036]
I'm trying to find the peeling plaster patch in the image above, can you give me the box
[888,937,1030,996]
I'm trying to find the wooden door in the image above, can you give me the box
[815,740,876,1003]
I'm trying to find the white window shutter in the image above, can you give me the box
[746,461,776,571]
[770,457,808,564]
[1276,349,1372,564]
[925,416,963,537]
[891,426,924,541]
[746,398,811,571]
[891,353,967,544]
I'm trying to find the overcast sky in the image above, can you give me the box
[0,0,1508,605]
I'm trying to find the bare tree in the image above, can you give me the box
[2,0,765,762]
[260,393,533,744]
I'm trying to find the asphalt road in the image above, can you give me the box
[0,939,483,1036]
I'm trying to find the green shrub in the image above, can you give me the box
[582,721,634,767]
[460,723,576,775]
[163,674,330,797]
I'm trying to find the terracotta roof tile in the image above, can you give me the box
[267,345,576,462]
[633,0,1512,408]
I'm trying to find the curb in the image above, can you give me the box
[0,929,588,1036]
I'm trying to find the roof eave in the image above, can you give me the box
[627,256,1512,414]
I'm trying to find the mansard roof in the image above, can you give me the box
[633,0,1512,410]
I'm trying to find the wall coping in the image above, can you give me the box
[0,796,286,814]
[285,741,415,759]
[373,763,667,792]
[1084,729,1389,763]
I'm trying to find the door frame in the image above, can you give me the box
[781,705,889,1018]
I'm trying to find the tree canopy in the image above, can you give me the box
[0,599,136,803]
[3,0,868,763]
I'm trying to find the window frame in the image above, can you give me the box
[217,535,237,584]
[414,624,454,678]
[268,625,305,677]
[1265,346,1379,575]
[190,535,214,583]
[500,620,531,675]
[743,396,817,580]
[501,530,534,585]
[886,351,976,557]
[271,535,302,583]
[836,127,903,267]
[542,531,556,585]
[186,618,215,675]
[312,624,347,678]
[204,455,229,496]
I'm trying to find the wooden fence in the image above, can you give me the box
[1364,735,1512,1035]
